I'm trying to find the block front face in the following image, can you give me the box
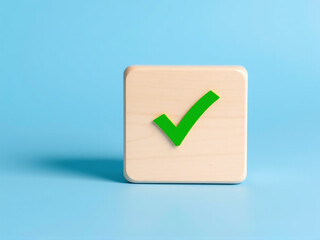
[124,66,247,183]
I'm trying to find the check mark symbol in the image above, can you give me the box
[153,90,220,146]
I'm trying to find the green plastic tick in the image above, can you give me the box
[153,90,220,146]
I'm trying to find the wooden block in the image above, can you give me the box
[124,66,247,183]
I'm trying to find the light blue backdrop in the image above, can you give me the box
[1,0,320,239]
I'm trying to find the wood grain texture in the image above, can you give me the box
[124,66,247,183]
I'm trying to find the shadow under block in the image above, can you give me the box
[124,66,247,183]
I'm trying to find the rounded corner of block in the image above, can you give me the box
[234,168,247,184]
[233,66,248,81]
[123,65,139,81]
[123,166,138,183]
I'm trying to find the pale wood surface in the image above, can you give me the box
[124,66,247,183]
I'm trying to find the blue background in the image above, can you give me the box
[1,0,320,239]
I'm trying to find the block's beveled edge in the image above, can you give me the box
[123,65,248,184]
[124,164,247,184]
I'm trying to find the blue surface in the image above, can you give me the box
[1,0,320,239]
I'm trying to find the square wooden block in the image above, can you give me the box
[124,66,247,183]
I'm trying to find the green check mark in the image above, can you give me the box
[153,90,220,146]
